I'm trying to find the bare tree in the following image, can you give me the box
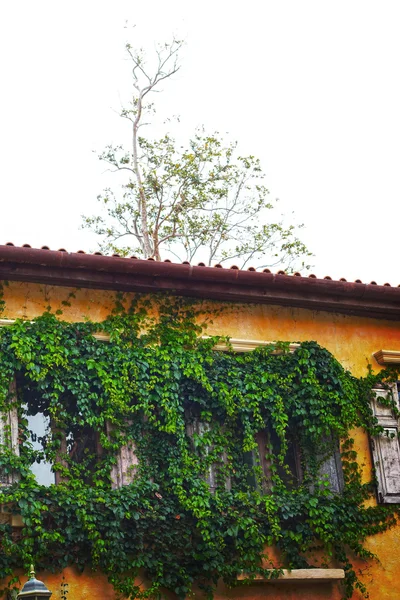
[83,40,312,271]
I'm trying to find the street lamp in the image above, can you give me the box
[17,566,52,599]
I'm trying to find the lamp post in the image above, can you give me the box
[17,565,52,599]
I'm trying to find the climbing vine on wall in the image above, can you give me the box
[0,294,398,600]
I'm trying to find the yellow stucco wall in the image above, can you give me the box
[2,281,400,600]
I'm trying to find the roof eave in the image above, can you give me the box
[0,246,399,320]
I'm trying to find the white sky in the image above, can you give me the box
[0,1,399,284]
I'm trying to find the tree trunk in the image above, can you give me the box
[132,95,154,258]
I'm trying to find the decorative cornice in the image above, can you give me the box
[373,350,400,365]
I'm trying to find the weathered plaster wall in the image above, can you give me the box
[2,281,400,600]
[3,282,400,379]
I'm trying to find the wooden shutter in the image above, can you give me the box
[50,418,68,484]
[0,379,19,486]
[186,419,231,493]
[318,435,344,494]
[107,422,138,489]
[243,431,272,492]
[187,420,217,493]
[370,385,400,503]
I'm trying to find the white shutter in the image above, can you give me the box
[370,385,400,503]
[0,379,19,486]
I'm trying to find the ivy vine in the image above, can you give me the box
[0,295,398,599]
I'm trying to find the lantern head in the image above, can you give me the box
[17,566,52,599]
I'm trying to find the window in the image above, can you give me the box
[1,375,139,490]
[244,427,344,494]
[185,408,344,495]
[370,384,400,503]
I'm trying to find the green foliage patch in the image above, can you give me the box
[0,296,398,599]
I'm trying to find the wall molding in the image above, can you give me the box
[0,321,298,353]
[208,338,299,353]
[373,350,400,365]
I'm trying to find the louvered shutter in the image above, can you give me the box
[370,385,400,503]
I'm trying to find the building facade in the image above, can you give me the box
[1,244,400,599]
